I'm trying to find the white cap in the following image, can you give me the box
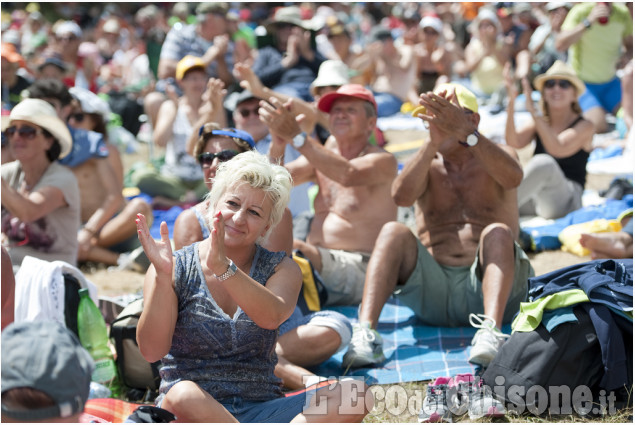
[419,16,443,34]
[55,21,83,38]
[310,60,351,96]
[69,87,111,119]
[102,18,120,34]
[546,2,572,11]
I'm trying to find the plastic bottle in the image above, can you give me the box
[88,382,112,399]
[77,288,121,398]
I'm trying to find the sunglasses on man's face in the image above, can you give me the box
[197,150,238,168]
[237,106,259,118]
[57,34,78,42]
[544,79,573,90]
[70,113,85,123]
[5,125,43,140]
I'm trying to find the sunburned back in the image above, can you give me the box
[415,152,519,266]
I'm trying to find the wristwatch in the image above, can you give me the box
[583,19,592,29]
[215,259,237,281]
[292,132,307,149]
[459,130,480,147]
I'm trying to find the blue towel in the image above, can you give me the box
[150,206,184,240]
[523,196,633,251]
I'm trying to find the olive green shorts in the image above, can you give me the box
[393,240,534,327]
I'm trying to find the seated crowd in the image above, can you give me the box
[1,2,632,422]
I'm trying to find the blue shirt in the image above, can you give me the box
[160,23,234,79]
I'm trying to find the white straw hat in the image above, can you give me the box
[4,99,72,159]
[533,60,586,95]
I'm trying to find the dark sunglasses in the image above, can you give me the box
[423,28,439,35]
[197,150,238,167]
[57,35,78,42]
[5,125,43,140]
[237,107,259,118]
[70,113,85,122]
[276,23,297,30]
[544,79,573,90]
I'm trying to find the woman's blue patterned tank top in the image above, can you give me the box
[157,242,287,403]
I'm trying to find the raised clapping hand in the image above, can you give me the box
[296,28,315,61]
[503,62,518,101]
[415,88,473,143]
[520,78,536,116]
[136,214,173,277]
[200,78,227,117]
[207,78,227,111]
[235,62,265,98]
[208,211,230,276]
[282,34,300,68]
[209,34,230,59]
[258,97,305,141]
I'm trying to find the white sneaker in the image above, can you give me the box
[342,322,385,368]
[113,245,150,272]
[467,378,506,420]
[467,314,509,367]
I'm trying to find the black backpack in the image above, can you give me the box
[482,305,609,415]
[63,273,82,338]
[110,299,161,395]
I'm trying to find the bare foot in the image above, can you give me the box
[579,232,633,259]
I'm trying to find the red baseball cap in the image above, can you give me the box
[317,84,377,114]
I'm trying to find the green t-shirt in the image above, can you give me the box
[561,2,633,83]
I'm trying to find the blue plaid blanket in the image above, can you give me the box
[313,298,479,385]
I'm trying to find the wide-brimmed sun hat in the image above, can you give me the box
[3,98,73,158]
[533,60,586,95]
[265,6,314,32]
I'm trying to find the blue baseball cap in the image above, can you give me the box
[198,125,256,150]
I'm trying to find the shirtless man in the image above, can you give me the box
[367,27,417,116]
[259,84,398,306]
[342,83,534,369]
[414,15,453,93]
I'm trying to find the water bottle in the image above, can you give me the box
[88,382,112,399]
[77,288,121,398]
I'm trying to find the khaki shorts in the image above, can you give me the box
[394,240,534,327]
[317,247,371,306]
